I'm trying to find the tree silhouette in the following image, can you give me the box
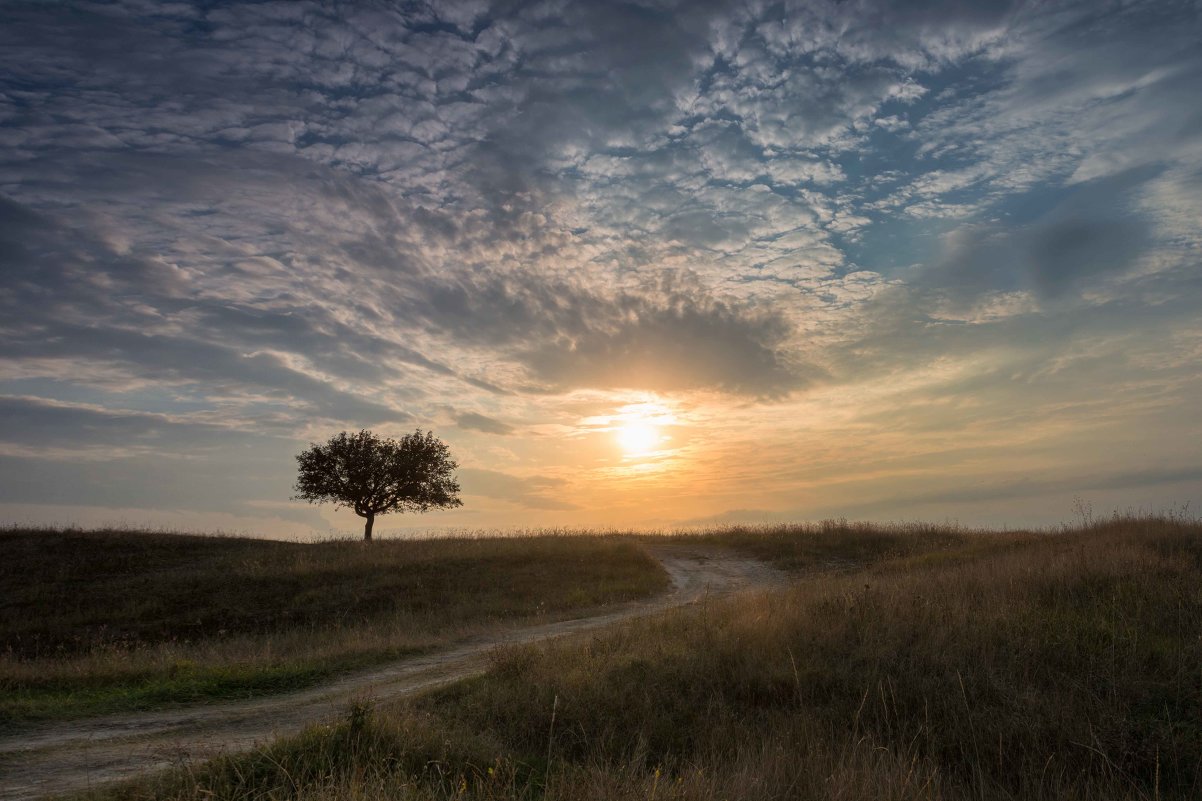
[293,429,462,541]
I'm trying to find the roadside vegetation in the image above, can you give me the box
[0,529,668,725]
[91,514,1202,801]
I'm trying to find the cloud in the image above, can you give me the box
[0,0,1200,531]
[458,467,579,511]
[925,217,1148,305]
[1024,217,1149,299]
[848,463,1202,518]
[454,412,514,436]
[418,268,809,396]
[0,395,251,456]
[0,394,321,524]
[0,191,430,423]
[685,460,1202,527]
[913,167,1158,306]
[0,449,300,516]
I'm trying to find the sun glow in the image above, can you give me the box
[611,400,675,458]
[616,421,660,455]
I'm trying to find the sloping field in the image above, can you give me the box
[66,516,1202,801]
[0,529,669,723]
[1,544,784,799]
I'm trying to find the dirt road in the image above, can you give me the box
[0,545,785,800]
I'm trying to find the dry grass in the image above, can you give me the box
[85,514,1202,800]
[657,517,975,570]
[0,528,669,724]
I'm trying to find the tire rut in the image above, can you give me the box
[0,545,786,800]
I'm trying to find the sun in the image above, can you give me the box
[616,421,660,456]
[603,400,674,460]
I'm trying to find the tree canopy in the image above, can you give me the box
[293,429,462,540]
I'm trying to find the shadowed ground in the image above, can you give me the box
[0,545,786,800]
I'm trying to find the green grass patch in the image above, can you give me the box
[0,529,669,725]
[3,661,333,721]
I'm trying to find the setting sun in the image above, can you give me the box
[616,421,660,456]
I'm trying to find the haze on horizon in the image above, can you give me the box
[1,0,1200,538]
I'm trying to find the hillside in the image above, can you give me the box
[0,529,669,724]
[81,515,1202,801]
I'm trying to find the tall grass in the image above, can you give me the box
[93,515,1202,800]
[0,528,668,724]
[659,517,974,570]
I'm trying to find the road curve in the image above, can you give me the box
[0,545,785,800]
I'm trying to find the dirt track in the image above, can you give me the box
[0,545,785,800]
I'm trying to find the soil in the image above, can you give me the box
[0,545,786,800]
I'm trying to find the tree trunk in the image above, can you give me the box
[363,512,374,542]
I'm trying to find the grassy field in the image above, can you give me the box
[661,517,973,571]
[0,528,669,725]
[93,515,1202,801]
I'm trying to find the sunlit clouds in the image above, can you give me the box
[0,1,1200,535]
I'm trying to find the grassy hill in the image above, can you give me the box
[0,528,669,724]
[85,515,1202,801]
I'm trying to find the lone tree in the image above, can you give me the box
[294,429,462,541]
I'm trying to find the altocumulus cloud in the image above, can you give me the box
[0,0,1200,530]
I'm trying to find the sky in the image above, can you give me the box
[1,0,1200,538]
